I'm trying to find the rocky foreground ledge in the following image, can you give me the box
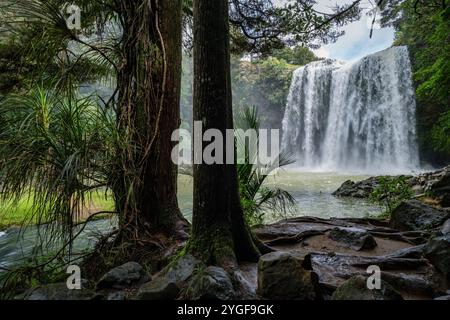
[21,211,450,300]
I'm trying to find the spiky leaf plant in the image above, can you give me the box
[0,87,117,251]
[235,106,296,226]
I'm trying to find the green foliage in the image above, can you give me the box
[181,49,316,129]
[387,1,450,161]
[235,106,296,226]
[227,1,362,56]
[0,192,114,231]
[0,251,76,299]
[369,176,413,217]
[0,0,116,96]
[231,47,319,129]
[431,110,450,154]
[410,7,450,107]
[0,88,117,244]
[231,56,299,129]
[271,46,321,66]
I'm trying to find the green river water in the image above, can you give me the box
[0,170,381,269]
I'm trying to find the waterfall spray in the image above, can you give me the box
[281,46,419,174]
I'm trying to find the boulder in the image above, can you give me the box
[24,282,94,300]
[389,200,448,231]
[331,275,403,300]
[136,277,180,300]
[333,167,450,200]
[441,219,450,235]
[257,252,319,300]
[105,291,126,300]
[163,254,203,284]
[136,254,204,300]
[307,246,446,297]
[186,266,235,300]
[97,262,149,289]
[424,235,450,280]
[427,168,450,207]
[430,170,450,195]
[328,227,377,251]
[332,178,379,198]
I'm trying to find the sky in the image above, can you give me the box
[281,0,396,61]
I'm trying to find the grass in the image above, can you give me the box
[0,191,115,231]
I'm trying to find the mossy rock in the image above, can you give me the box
[331,275,403,300]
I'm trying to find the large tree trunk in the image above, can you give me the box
[114,0,187,242]
[187,0,261,267]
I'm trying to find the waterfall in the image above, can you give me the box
[281,46,419,174]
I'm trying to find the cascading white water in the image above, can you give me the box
[281,46,419,174]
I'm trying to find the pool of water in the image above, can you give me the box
[177,170,382,222]
[0,171,381,269]
[0,219,116,270]
[263,169,382,220]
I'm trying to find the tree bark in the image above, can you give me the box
[187,0,261,267]
[114,0,187,241]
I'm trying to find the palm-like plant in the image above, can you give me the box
[0,87,117,249]
[0,0,117,95]
[235,106,296,225]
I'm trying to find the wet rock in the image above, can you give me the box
[136,254,204,300]
[307,246,444,297]
[106,291,126,300]
[97,262,149,289]
[332,178,381,198]
[163,254,203,284]
[231,270,257,300]
[136,277,180,300]
[333,167,450,200]
[331,275,403,300]
[328,227,377,251]
[424,235,450,280]
[442,219,450,235]
[257,252,319,300]
[24,282,94,300]
[430,170,450,196]
[186,266,235,300]
[255,219,331,244]
[389,200,448,231]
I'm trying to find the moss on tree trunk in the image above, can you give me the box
[187,0,262,268]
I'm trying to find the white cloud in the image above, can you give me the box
[314,0,395,61]
[311,0,394,61]
[313,46,331,59]
[321,20,394,61]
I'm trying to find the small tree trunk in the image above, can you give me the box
[187,0,260,267]
[114,0,187,241]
